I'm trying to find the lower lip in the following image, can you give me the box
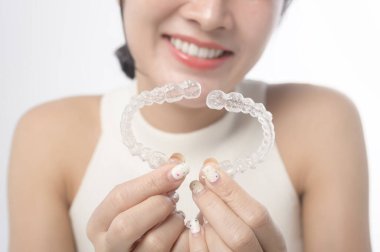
[165,38,232,70]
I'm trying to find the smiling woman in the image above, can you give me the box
[7,0,372,251]
[116,0,293,79]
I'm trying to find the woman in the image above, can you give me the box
[8,0,371,251]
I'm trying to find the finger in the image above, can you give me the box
[203,223,232,252]
[201,160,286,251]
[188,219,208,252]
[134,211,186,252]
[196,211,206,225]
[167,191,180,204]
[105,195,175,250]
[88,153,189,234]
[198,157,218,184]
[172,228,190,252]
[190,180,262,252]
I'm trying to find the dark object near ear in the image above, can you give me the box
[115,44,135,79]
[283,0,293,14]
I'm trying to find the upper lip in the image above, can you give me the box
[165,33,233,52]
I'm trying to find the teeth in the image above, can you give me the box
[170,37,225,59]
[188,43,198,56]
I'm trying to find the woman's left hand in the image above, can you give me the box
[188,158,287,252]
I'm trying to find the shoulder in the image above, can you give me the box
[266,83,363,149]
[9,95,102,201]
[8,95,102,250]
[266,83,366,193]
[265,84,370,251]
[18,95,101,128]
[12,95,101,163]
[16,95,101,141]
[266,82,359,117]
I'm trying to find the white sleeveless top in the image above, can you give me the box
[69,79,304,251]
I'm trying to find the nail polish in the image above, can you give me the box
[175,210,186,220]
[168,191,179,203]
[168,153,185,164]
[189,219,201,234]
[171,163,190,180]
[202,164,220,183]
[190,180,204,194]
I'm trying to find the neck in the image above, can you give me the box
[139,102,227,133]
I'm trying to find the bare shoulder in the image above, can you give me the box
[266,83,360,119]
[15,95,101,148]
[8,95,101,250]
[267,83,370,250]
[266,83,366,193]
[18,95,101,130]
[10,95,102,200]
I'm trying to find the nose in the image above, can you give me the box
[180,0,233,32]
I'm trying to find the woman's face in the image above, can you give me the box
[122,0,283,106]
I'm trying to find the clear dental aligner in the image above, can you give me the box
[120,80,275,177]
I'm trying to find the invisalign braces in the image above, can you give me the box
[120,80,275,177]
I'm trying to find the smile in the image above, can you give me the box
[164,34,234,70]
[170,37,224,59]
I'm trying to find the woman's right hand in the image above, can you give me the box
[87,153,190,252]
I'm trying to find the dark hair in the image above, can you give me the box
[115,0,135,79]
[115,43,135,79]
[116,0,292,79]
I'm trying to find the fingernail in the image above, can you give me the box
[168,153,185,164]
[190,180,204,194]
[175,210,186,219]
[203,157,218,166]
[189,218,201,234]
[168,191,179,203]
[202,164,220,183]
[165,196,176,208]
[170,163,190,180]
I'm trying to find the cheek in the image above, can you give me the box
[122,0,181,58]
[123,0,180,29]
[235,2,280,58]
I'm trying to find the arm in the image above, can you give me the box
[269,84,371,251]
[8,96,101,251]
[8,102,77,251]
[8,96,191,252]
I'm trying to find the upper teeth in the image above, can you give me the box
[170,38,224,59]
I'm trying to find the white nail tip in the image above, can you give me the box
[171,163,190,180]
[190,181,204,194]
[203,165,220,183]
[189,219,201,234]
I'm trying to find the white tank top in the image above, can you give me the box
[69,79,304,251]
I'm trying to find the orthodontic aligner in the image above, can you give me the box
[120,80,275,177]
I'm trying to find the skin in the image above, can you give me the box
[8,0,371,251]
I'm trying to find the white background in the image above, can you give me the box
[1,0,379,251]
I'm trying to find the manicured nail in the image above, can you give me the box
[175,210,186,219]
[168,153,185,164]
[203,157,218,166]
[190,180,204,194]
[168,191,179,203]
[202,164,220,183]
[165,196,177,209]
[170,163,190,180]
[189,219,201,234]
